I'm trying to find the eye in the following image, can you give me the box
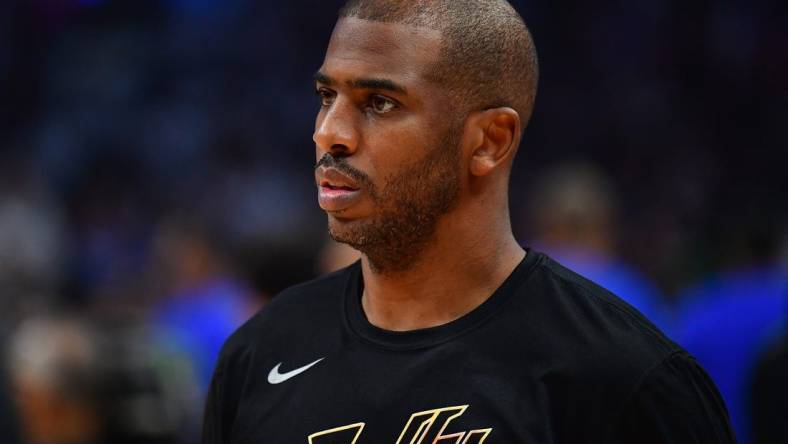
[316,88,335,107]
[369,95,397,114]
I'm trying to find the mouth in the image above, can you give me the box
[319,180,359,192]
[316,167,363,212]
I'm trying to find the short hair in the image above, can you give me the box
[339,0,539,129]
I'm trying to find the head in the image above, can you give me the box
[8,316,185,444]
[313,0,538,272]
[527,162,619,255]
[8,317,100,444]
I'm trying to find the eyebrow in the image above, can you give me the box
[314,71,407,94]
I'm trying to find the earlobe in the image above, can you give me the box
[469,107,521,177]
[469,147,496,176]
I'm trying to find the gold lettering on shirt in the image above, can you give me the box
[308,422,365,444]
[307,405,492,443]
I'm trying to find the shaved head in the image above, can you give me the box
[339,0,539,129]
[315,0,537,272]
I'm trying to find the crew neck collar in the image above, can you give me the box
[342,249,541,351]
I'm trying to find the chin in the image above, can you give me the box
[326,215,368,249]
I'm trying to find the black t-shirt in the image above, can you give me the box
[203,251,734,443]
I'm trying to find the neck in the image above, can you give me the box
[359,205,525,332]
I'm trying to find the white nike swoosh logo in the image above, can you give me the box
[267,358,325,384]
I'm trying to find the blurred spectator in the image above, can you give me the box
[147,165,324,393]
[148,214,256,392]
[201,165,324,299]
[0,154,66,326]
[750,334,788,444]
[7,314,197,444]
[521,162,669,328]
[674,264,787,444]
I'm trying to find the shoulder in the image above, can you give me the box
[532,252,677,353]
[609,350,735,442]
[505,253,732,438]
[217,263,357,363]
[511,252,683,386]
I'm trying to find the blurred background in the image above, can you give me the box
[0,0,785,443]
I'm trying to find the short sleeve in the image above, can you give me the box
[610,351,736,443]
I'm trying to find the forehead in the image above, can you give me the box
[321,17,443,84]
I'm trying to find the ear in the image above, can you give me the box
[466,107,521,177]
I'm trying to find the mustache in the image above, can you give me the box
[315,154,371,186]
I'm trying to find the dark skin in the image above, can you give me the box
[314,17,525,331]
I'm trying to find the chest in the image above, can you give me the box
[227,342,594,444]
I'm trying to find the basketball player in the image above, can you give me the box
[203,1,735,442]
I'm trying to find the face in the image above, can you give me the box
[313,18,462,271]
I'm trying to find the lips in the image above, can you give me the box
[315,167,363,212]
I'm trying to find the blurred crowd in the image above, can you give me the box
[0,0,785,443]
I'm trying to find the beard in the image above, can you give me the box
[319,127,461,274]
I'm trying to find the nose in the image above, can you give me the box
[313,97,359,158]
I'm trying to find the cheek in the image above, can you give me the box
[366,152,409,195]
[363,118,434,172]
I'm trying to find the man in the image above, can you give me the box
[203,1,734,442]
[524,162,669,329]
[8,315,189,444]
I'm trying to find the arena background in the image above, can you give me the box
[0,0,785,443]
